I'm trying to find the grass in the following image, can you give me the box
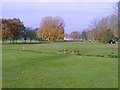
[2,41,118,88]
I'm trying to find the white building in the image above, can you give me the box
[64,37,73,41]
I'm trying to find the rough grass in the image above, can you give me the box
[2,41,118,88]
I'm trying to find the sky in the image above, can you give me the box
[1,0,119,2]
[1,1,118,34]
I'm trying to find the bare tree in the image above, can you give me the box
[89,14,118,43]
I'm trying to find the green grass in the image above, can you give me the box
[2,41,118,88]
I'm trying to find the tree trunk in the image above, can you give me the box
[24,38,26,44]
[98,39,100,43]
[10,40,11,44]
[30,38,32,43]
[30,40,31,43]
[16,39,17,44]
[12,37,15,44]
[12,40,14,44]
[39,39,41,43]
[2,39,4,44]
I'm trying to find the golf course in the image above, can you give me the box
[2,41,118,88]
[1,1,120,89]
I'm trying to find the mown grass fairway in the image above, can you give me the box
[2,41,118,88]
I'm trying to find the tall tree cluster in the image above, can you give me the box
[1,18,25,43]
[22,27,37,43]
[37,16,65,41]
[88,14,118,43]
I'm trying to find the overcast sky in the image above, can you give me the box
[2,1,117,33]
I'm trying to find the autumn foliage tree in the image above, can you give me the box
[2,19,12,42]
[70,31,80,39]
[2,18,25,43]
[37,16,65,41]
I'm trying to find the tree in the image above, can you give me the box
[24,27,36,43]
[89,18,100,40]
[109,14,118,39]
[2,19,12,43]
[37,16,65,41]
[2,18,25,43]
[100,29,110,43]
[87,1,119,43]
[80,31,88,40]
[70,31,80,40]
[118,1,120,39]
[89,14,118,43]
[87,29,95,40]
[0,19,1,38]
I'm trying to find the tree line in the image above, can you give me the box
[0,2,119,44]
[88,13,118,43]
[1,13,119,44]
[1,16,65,43]
[66,2,119,43]
[65,13,118,43]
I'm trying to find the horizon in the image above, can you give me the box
[2,2,116,34]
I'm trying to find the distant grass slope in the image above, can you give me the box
[2,41,118,88]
